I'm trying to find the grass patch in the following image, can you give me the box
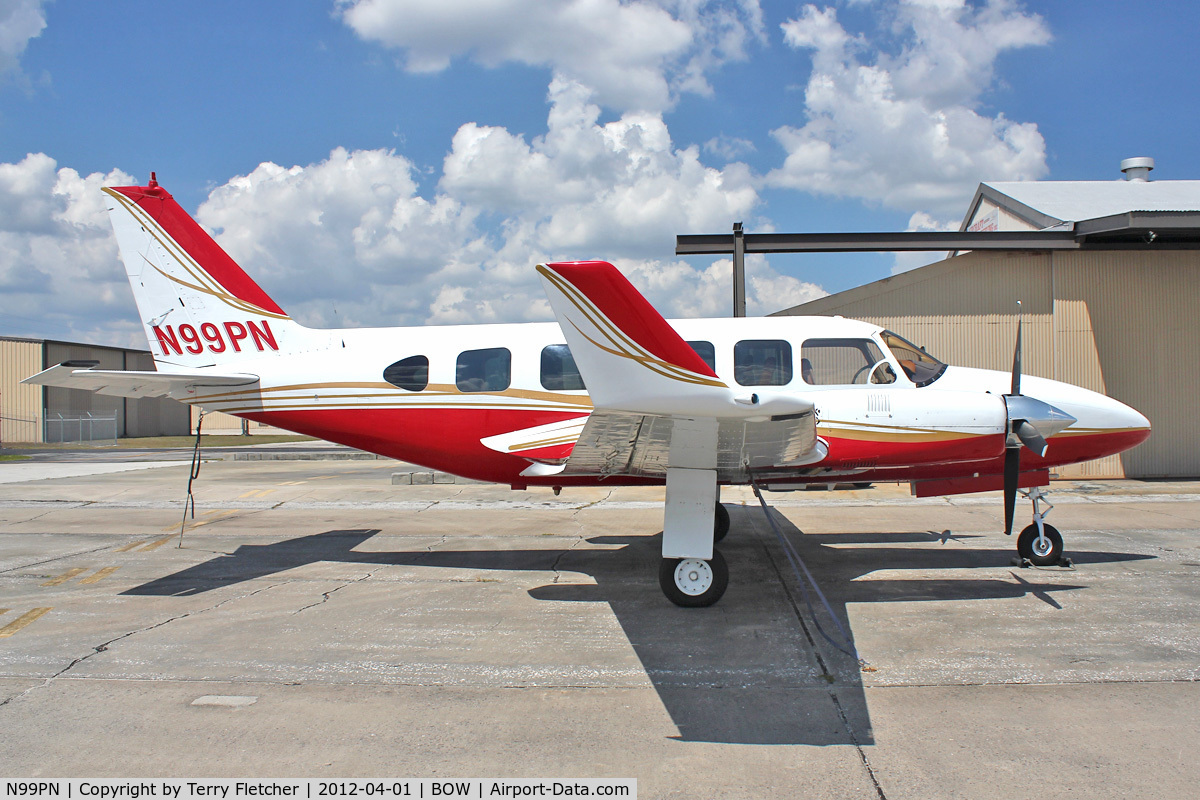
[0,454,32,462]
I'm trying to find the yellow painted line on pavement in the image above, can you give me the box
[41,567,88,587]
[0,608,51,638]
[115,540,144,553]
[139,535,176,552]
[279,480,306,486]
[188,510,239,529]
[161,509,233,532]
[79,566,120,585]
[0,608,9,616]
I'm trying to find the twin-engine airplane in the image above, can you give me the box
[26,177,1151,607]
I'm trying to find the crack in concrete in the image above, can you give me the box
[0,580,289,711]
[549,490,612,583]
[549,534,586,585]
[0,542,119,576]
[569,489,614,512]
[293,569,380,615]
[9,502,93,527]
[416,488,465,513]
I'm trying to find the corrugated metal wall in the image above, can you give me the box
[191,407,288,436]
[1,339,192,443]
[778,249,1198,478]
[44,341,124,436]
[124,351,191,437]
[0,339,43,444]
[1052,251,1200,477]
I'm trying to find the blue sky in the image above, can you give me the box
[2,0,1198,346]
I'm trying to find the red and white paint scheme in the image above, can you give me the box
[25,177,1151,606]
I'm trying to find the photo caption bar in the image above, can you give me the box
[1,780,636,800]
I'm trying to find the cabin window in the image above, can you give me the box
[880,330,947,386]
[734,339,792,386]
[383,355,429,392]
[456,347,511,392]
[800,338,892,385]
[541,344,586,391]
[686,340,716,372]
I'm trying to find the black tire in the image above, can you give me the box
[714,502,730,542]
[659,550,729,607]
[1017,523,1063,566]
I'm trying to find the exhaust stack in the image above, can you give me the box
[1120,156,1154,182]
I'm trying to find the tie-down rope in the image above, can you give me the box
[748,474,869,670]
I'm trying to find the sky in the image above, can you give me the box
[1,0,1198,348]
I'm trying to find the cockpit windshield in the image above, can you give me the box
[880,330,947,387]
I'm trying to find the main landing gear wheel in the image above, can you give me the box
[713,503,730,542]
[1017,523,1063,566]
[659,551,729,607]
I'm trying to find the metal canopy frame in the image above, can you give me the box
[677,219,1200,316]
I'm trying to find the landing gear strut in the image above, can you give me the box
[1014,486,1065,566]
[659,464,729,607]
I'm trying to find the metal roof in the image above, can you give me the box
[978,180,1200,224]
[958,179,1200,246]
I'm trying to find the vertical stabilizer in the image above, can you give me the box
[104,176,311,368]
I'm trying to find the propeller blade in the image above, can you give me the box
[1010,312,1022,396]
[1013,419,1048,457]
[1003,446,1020,536]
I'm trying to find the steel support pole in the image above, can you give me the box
[733,222,746,317]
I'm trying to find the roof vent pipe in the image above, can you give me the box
[1121,156,1154,182]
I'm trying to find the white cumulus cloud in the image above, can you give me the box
[767,0,1050,215]
[0,0,47,79]
[196,147,485,327]
[191,79,814,328]
[337,0,764,112]
[0,153,140,344]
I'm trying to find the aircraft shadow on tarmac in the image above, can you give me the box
[122,507,1153,746]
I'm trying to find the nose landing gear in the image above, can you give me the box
[1013,486,1069,567]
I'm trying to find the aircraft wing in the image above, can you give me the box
[534,261,824,480]
[23,361,259,399]
[562,410,825,481]
[480,410,823,481]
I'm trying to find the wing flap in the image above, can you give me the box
[562,409,822,481]
[23,363,259,399]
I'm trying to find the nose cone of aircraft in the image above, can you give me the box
[937,367,1151,462]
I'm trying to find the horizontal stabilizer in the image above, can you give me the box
[23,363,258,399]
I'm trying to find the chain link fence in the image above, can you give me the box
[44,412,118,444]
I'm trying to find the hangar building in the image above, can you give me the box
[775,159,1200,479]
[1,336,190,444]
[1,335,303,444]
